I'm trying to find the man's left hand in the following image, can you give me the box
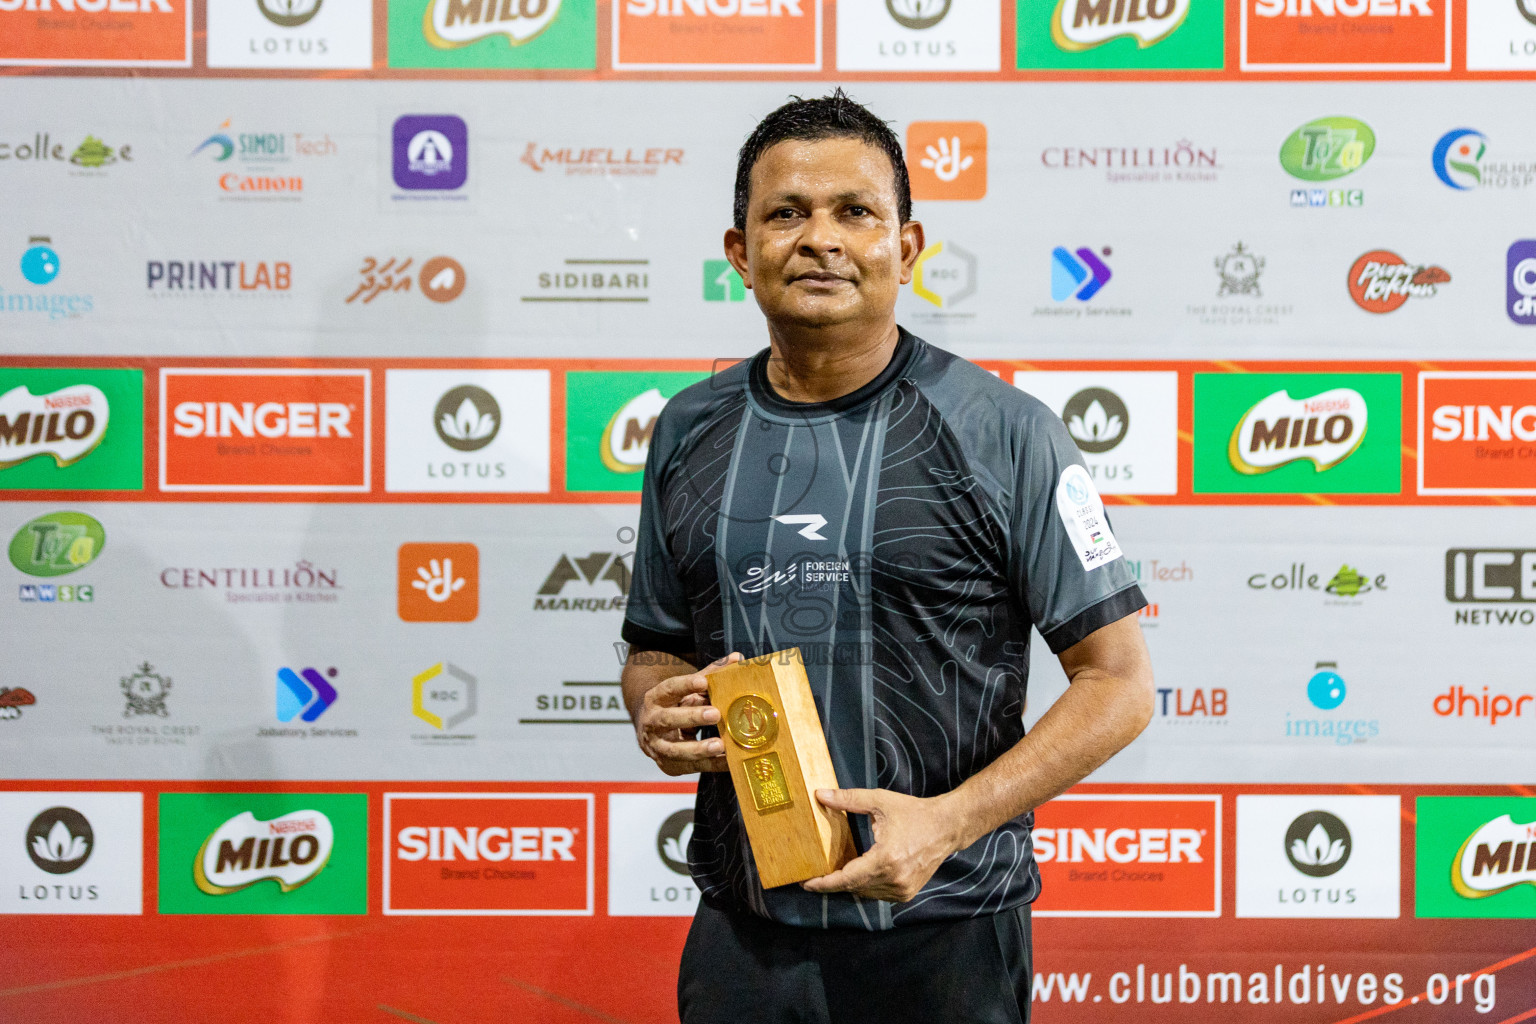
[799,788,964,903]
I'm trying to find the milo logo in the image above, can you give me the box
[1052,0,1189,50]
[194,809,335,895]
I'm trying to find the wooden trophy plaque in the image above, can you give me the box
[707,647,856,888]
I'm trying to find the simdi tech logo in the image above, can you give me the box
[160,368,370,493]
[0,0,190,66]
[0,792,143,915]
[613,0,819,69]
[206,0,374,69]
[1017,0,1223,69]
[390,0,596,68]
[189,117,339,203]
[906,122,986,200]
[1241,0,1449,71]
[384,793,593,915]
[837,0,1002,73]
[398,542,480,622]
[0,369,143,492]
[1192,372,1401,494]
[1417,797,1536,919]
[158,793,367,915]
[564,371,708,492]
[1279,116,1373,208]
[1418,372,1536,495]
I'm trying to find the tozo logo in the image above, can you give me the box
[258,0,323,26]
[1279,118,1375,181]
[434,385,500,452]
[656,808,693,875]
[1051,246,1112,301]
[9,511,104,577]
[1063,388,1128,454]
[276,666,338,722]
[1285,810,1351,877]
[26,807,93,875]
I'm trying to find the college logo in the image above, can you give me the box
[159,793,366,914]
[1237,796,1400,919]
[838,0,999,72]
[1032,795,1220,917]
[0,0,190,66]
[607,794,697,915]
[534,551,630,611]
[392,115,468,192]
[0,686,37,721]
[208,0,374,71]
[1509,241,1536,326]
[564,371,706,491]
[1348,250,1449,313]
[2,793,142,914]
[1193,373,1401,494]
[1050,246,1112,302]
[384,369,551,493]
[1015,372,1179,495]
[906,121,986,200]
[9,511,104,578]
[0,370,142,491]
[121,663,172,718]
[390,0,595,68]
[910,240,977,312]
[1018,0,1221,68]
[1417,797,1536,918]
[1418,372,1536,495]
[412,662,477,731]
[1246,563,1386,601]
[384,793,594,914]
[614,0,818,69]
[161,369,369,493]
[398,542,479,622]
[276,666,337,722]
[703,260,746,302]
[1242,0,1449,70]
[1284,660,1379,746]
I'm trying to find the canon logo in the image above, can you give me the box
[1033,827,1203,864]
[172,401,351,439]
[1431,404,1536,442]
[395,825,576,862]
[1253,0,1431,16]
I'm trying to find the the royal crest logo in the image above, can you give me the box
[0,385,109,471]
[121,663,172,719]
[193,809,335,895]
[1452,814,1536,899]
[1228,388,1368,474]
[1051,0,1189,49]
[423,0,561,48]
[1348,250,1450,314]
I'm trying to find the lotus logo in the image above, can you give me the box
[433,385,500,452]
[25,807,93,875]
[656,808,693,875]
[1522,0,1536,27]
[1284,810,1351,878]
[1062,388,1128,454]
[885,0,950,29]
[257,0,323,27]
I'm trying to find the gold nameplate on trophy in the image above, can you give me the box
[707,648,856,888]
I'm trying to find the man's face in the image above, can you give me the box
[726,137,923,332]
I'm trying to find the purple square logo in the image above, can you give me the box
[392,115,468,192]
[1510,240,1536,326]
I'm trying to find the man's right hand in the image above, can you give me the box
[632,652,743,776]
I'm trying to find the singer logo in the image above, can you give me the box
[1242,0,1449,70]
[1229,388,1367,475]
[398,543,479,622]
[0,385,109,472]
[0,0,190,66]
[613,0,820,70]
[160,369,369,492]
[423,0,562,48]
[194,809,334,895]
[1032,795,1220,917]
[1419,373,1536,495]
[384,793,593,914]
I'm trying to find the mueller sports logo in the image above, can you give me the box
[1420,373,1536,495]
[614,0,820,70]
[1228,388,1366,475]
[534,552,630,611]
[520,142,684,177]
[1242,0,1449,71]
[602,389,666,473]
[1052,0,1190,50]
[0,384,109,471]
[423,0,561,48]
[384,793,593,914]
[1031,795,1220,917]
[1452,814,1536,898]
[1348,251,1449,313]
[193,809,334,895]
[161,369,369,492]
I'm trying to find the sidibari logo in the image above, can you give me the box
[1285,811,1350,878]
[1279,117,1375,182]
[1228,388,1366,474]
[26,807,93,875]
[9,511,104,577]
[258,0,323,27]
[1348,251,1449,314]
[0,385,109,471]
[1051,0,1188,50]
[1062,387,1128,454]
[1452,814,1536,898]
[601,388,666,473]
[423,0,560,49]
[194,809,334,895]
[434,385,500,452]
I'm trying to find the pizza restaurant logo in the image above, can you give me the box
[1420,373,1536,496]
[160,369,370,493]
[1348,251,1449,313]
[1041,139,1218,185]
[345,256,465,305]
[398,542,479,623]
[1242,0,1449,71]
[0,0,189,65]
[534,551,630,612]
[1228,387,1367,475]
[613,0,820,70]
[906,121,986,200]
[0,686,36,721]
[520,142,684,177]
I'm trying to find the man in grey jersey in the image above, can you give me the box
[620,90,1155,1023]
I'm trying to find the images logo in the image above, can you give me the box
[390,0,595,68]
[1417,797,1536,918]
[392,115,467,191]
[1285,660,1379,746]
[398,543,479,623]
[1348,250,1449,313]
[1307,661,1346,711]
[1243,0,1449,71]
[912,241,976,309]
[614,0,818,69]
[906,122,986,200]
[1419,372,1536,495]
[20,236,58,285]
[0,0,190,66]
[9,511,104,577]
[1018,0,1221,67]
[121,663,172,718]
[1279,117,1374,182]
[703,260,745,302]
[1509,241,1536,325]
[1216,242,1264,297]
[565,371,706,491]
[276,666,337,722]
[1193,372,1400,494]
[0,687,37,721]
[1432,128,1487,189]
[1051,246,1112,301]
[412,663,477,730]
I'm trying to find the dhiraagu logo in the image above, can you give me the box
[158,793,367,915]
[1279,117,1376,181]
[565,371,706,492]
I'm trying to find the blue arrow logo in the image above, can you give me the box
[276,666,338,722]
[1051,246,1113,302]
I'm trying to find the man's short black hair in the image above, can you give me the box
[732,88,912,233]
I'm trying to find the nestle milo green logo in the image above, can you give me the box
[1279,117,1376,182]
[9,511,105,577]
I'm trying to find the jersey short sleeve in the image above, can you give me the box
[1008,399,1146,653]
[620,405,696,661]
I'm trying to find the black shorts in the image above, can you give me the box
[678,899,1032,1024]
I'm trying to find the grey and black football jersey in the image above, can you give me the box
[622,329,1146,930]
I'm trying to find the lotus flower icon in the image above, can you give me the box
[440,398,496,444]
[1283,810,1351,878]
[25,807,94,874]
[34,819,89,866]
[1291,823,1346,868]
[1067,400,1123,447]
[432,385,501,452]
[661,821,693,865]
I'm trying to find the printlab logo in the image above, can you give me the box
[703,260,745,302]
[910,241,976,313]
[906,122,986,200]
[434,386,499,451]
[1348,251,1449,314]
[398,543,479,623]
[1285,811,1350,878]
[1050,246,1112,301]
[346,256,465,304]
[146,260,292,296]
[412,662,477,732]
[392,115,468,192]
[8,236,94,322]
[1509,241,1536,326]
[1062,388,1128,454]
[534,552,630,611]
[1154,686,1227,723]
[0,686,37,721]
[1018,0,1221,69]
[276,666,338,722]
[1216,242,1263,297]
[121,663,171,719]
[26,807,93,875]
[1280,117,1373,208]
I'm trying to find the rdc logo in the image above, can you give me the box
[1508,241,1536,326]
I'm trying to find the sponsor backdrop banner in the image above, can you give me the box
[1,3,1535,1021]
